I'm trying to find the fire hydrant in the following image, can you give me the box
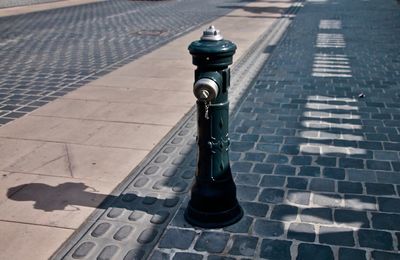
[184,25,243,228]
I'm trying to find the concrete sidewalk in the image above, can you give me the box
[0,0,298,259]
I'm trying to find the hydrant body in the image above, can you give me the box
[184,26,243,228]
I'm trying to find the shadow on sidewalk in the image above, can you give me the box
[7,182,170,214]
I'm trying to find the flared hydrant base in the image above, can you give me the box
[184,203,243,229]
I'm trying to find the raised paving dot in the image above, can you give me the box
[162,168,177,177]
[113,226,134,241]
[163,147,176,154]
[128,211,145,221]
[172,181,188,192]
[154,155,168,164]
[123,249,146,260]
[133,177,149,188]
[107,208,124,219]
[91,223,112,238]
[122,193,138,202]
[150,211,170,224]
[72,242,96,259]
[137,229,159,244]
[171,137,183,145]
[97,245,119,260]
[144,166,159,176]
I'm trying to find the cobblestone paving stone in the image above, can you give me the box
[149,0,400,259]
[0,0,243,126]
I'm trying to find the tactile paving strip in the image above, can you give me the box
[64,190,182,259]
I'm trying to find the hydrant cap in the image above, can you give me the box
[188,25,236,68]
[201,25,223,41]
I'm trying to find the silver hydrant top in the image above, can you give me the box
[201,25,223,41]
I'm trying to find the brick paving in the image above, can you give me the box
[53,0,400,259]
[0,0,243,126]
[149,0,400,259]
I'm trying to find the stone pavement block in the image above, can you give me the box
[319,226,354,246]
[371,212,400,231]
[232,162,253,173]
[259,239,292,260]
[280,145,300,155]
[235,173,260,186]
[374,151,399,161]
[260,175,286,187]
[384,142,400,151]
[291,156,312,165]
[270,204,298,221]
[344,194,377,211]
[253,219,284,237]
[334,209,370,228]
[231,142,254,152]
[256,143,280,153]
[376,171,400,185]
[253,163,274,175]
[158,228,196,249]
[208,256,235,260]
[315,157,336,167]
[365,183,396,196]
[287,190,310,205]
[275,165,296,176]
[237,185,260,201]
[298,166,321,177]
[287,223,316,242]
[347,169,377,183]
[358,229,393,251]
[339,158,364,169]
[244,152,265,162]
[266,154,289,164]
[286,177,308,190]
[338,248,367,260]
[313,193,342,208]
[300,208,333,225]
[338,181,363,194]
[149,250,170,260]
[371,251,400,260]
[194,232,230,254]
[228,235,258,257]
[296,243,334,260]
[223,216,253,234]
[241,201,269,217]
[258,188,285,203]
[366,160,392,171]
[323,167,345,180]
[173,252,203,260]
[309,178,335,192]
[377,197,400,213]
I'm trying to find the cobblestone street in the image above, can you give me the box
[150,0,400,259]
[0,0,243,125]
[52,0,400,259]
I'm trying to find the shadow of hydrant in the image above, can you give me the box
[7,182,108,212]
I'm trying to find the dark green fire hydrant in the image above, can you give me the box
[184,26,243,228]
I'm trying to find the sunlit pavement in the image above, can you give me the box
[0,0,399,259]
